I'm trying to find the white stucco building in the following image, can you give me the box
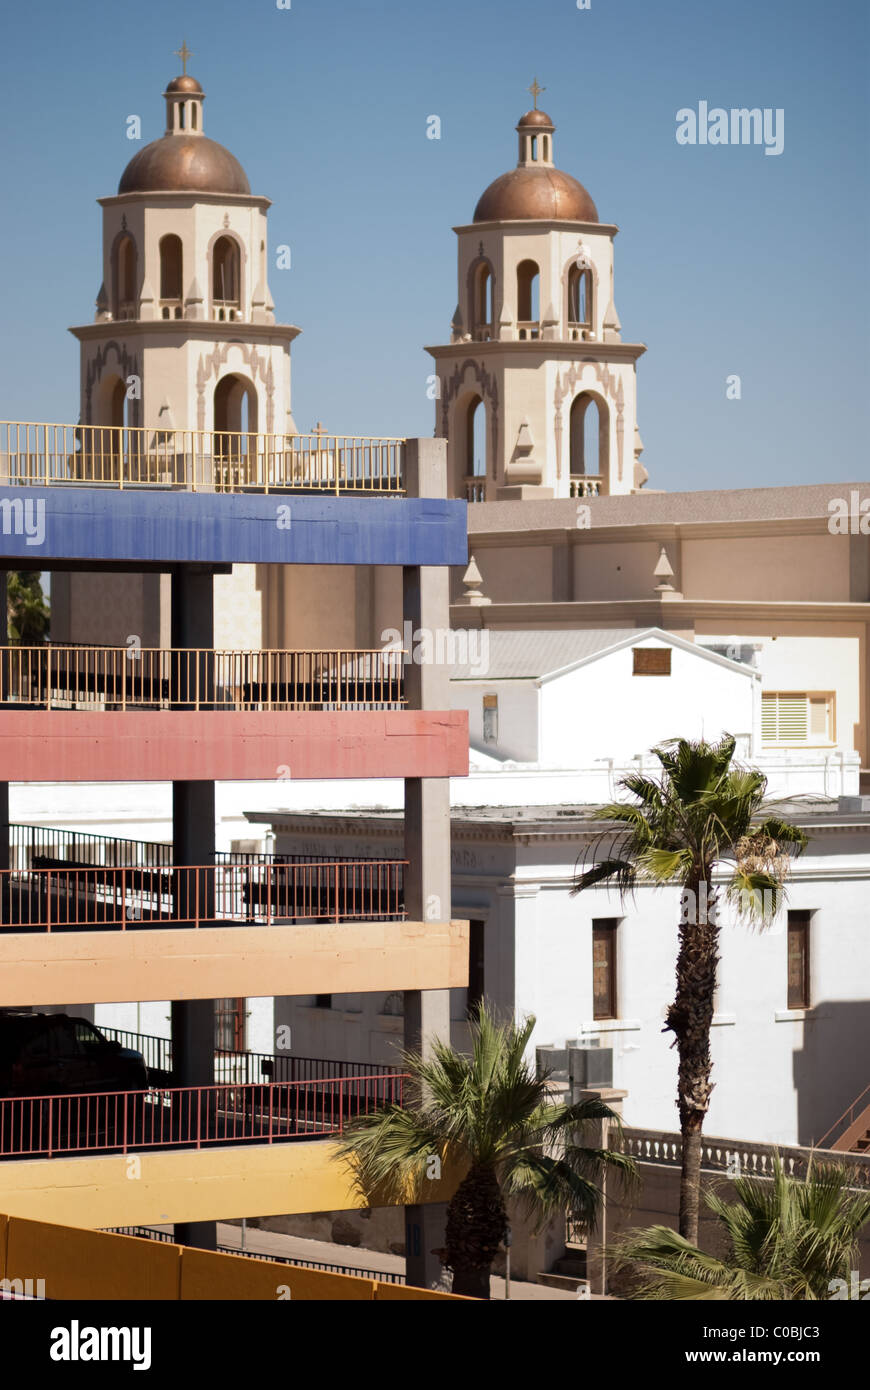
[55,624,867,1148]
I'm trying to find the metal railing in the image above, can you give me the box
[0,1073,406,1158]
[98,1027,401,1092]
[0,858,407,931]
[101,1226,407,1283]
[0,422,405,494]
[9,824,172,871]
[0,646,405,711]
[816,1084,870,1151]
[8,826,398,876]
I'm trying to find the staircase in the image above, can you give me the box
[818,1085,870,1153]
[537,1245,588,1293]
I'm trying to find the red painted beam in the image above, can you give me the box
[0,711,468,782]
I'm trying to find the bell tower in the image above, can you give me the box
[426,90,649,502]
[60,54,300,648]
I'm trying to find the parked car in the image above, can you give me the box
[0,1012,148,1099]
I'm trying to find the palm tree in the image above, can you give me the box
[7,571,49,644]
[335,1003,635,1298]
[573,735,806,1245]
[611,1158,870,1299]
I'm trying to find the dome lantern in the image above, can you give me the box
[473,85,598,224]
[118,46,250,196]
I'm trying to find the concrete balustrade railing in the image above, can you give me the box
[623,1127,870,1188]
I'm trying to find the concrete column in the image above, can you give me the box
[170,567,216,1252]
[401,437,454,1288]
[578,1086,628,1296]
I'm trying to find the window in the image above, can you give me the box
[467,919,485,1018]
[73,1022,108,1052]
[787,911,811,1009]
[762,693,834,746]
[483,694,498,743]
[592,919,618,1020]
[215,998,245,1051]
[633,647,671,676]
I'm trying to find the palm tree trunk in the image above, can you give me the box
[444,1162,507,1299]
[667,875,719,1245]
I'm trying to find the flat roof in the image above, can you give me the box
[468,481,870,533]
[247,796,870,836]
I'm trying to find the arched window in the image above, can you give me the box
[569,393,609,485]
[516,260,540,338]
[191,103,198,130]
[474,264,493,339]
[461,394,487,499]
[212,236,241,320]
[113,234,137,320]
[568,264,592,332]
[531,135,538,160]
[159,235,183,318]
[214,373,258,487]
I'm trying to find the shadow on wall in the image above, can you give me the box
[793,999,870,1148]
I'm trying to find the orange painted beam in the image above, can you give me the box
[0,709,468,782]
[0,919,470,1007]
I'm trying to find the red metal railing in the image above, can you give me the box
[0,859,407,931]
[0,1073,406,1159]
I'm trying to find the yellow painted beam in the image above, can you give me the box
[0,919,469,1006]
[0,1216,467,1300]
[0,1139,460,1229]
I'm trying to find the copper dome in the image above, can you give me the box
[118,134,251,196]
[474,166,598,223]
[517,108,555,130]
[165,74,203,94]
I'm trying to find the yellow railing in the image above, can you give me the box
[0,646,406,711]
[0,422,405,494]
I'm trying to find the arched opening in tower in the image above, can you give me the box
[212,237,241,320]
[516,260,540,338]
[459,393,487,499]
[568,265,592,331]
[214,373,258,487]
[474,264,493,339]
[113,234,137,321]
[159,235,184,318]
[569,392,609,481]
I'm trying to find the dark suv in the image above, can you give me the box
[0,1013,147,1099]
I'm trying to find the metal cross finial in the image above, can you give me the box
[312,421,328,436]
[175,40,193,74]
[528,77,545,110]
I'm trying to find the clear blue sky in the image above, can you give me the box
[1,0,867,492]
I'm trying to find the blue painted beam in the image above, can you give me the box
[0,489,468,567]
